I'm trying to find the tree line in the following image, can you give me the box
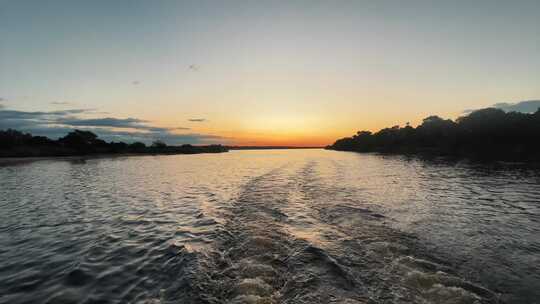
[326,107,540,161]
[0,129,228,157]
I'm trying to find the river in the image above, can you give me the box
[1,149,539,303]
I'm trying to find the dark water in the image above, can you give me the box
[0,150,539,304]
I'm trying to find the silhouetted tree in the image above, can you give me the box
[109,142,129,153]
[327,107,540,161]
[151,140,167,149]
[129,142,146,152]
[0,128,228,157]
[59,130,100,152]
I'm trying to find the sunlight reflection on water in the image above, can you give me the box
[0,150,539,303]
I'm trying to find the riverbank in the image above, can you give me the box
[0,150,229,166]
[0,153,165,165]
[325,145,540,163]
[327,107,540,162]
[0,129,229,159]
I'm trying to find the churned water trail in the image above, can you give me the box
[0,150,539,303]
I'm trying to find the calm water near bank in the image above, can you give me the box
[1,150,539,303]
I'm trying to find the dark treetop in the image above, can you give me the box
[0,129,228,157]
[327,107,540,161]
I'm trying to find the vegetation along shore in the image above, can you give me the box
[0,129,228,158]
[327,107,540,161]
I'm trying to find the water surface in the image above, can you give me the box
[1,150,539,303]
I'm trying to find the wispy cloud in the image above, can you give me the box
[0,108,95,120]
[0,107,224,145]
[189,118,206,122]
[464,100,540,114]
[55,118,192,133]
[57,117,148,129]
[51,101,72,105]
[132,81,140,85]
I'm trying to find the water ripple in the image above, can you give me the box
[0,151,539,303]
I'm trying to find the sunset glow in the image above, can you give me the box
[1,1,539,146]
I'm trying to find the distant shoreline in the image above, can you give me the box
[326,107,540,162]
[0,129,229,159]
[228,146,323,150]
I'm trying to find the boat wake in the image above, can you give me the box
[180,161,500,304]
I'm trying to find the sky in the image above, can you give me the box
[1,0,539,146]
